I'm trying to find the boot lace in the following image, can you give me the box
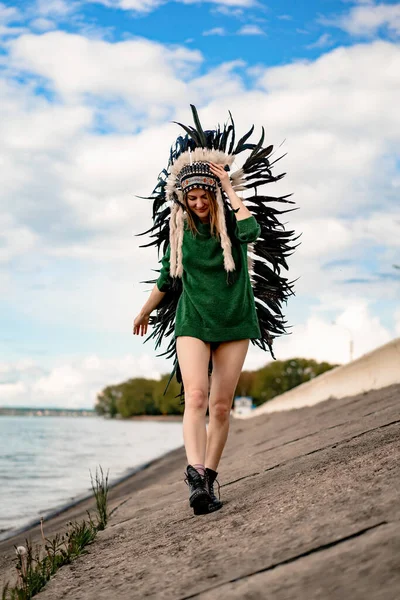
[184,470,206,487]
[209,476,221,501]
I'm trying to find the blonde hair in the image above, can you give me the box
[169,186,236,277]
[183,189,221,238]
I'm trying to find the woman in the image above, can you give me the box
[133,105,296,516]
[133,161,262,515]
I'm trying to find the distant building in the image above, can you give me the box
[0,407,96,417]
[233,396,254,416]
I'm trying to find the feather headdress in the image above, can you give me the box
[138,104,300,391]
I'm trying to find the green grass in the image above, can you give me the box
[90,466,109,531]
[2,466,110,600]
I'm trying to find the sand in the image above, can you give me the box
[1,383,399,599]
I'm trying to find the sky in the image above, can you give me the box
[0,0,399,408]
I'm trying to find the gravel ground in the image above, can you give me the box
[1,383,399,599]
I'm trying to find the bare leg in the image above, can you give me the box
[176,336,210,466]
[205,339,249,471]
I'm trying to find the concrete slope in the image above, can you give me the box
[237,336,400,418]
[1,383,399,599]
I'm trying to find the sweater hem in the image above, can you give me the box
[175,324,261,343]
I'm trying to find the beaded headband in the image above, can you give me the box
[178,162,218,194]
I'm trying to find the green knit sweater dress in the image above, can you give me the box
[156,211,262,342]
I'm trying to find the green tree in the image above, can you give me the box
[95,385,122,417]
[250,358,338,406]
[95,357,338,418]
[117,378,160,417]
[236,370,256,397]
[154,374,184,415]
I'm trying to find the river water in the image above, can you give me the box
[0,416,183,540]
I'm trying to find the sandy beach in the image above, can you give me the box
[1,382,399,599]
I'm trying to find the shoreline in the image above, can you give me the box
[127,414,183,421]
[0,445,183,545]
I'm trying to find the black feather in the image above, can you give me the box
[190,104,207,148]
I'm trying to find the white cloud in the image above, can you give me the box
[35,0,78,17]
[203,27,226,36]
[243,299,393,370]
[237,24,265,35]
[86,0,255,15]
[0,381,27,399]
[0,214,40,263]
[352,211,400,247]
[212,5,244,18]
[6,31,202,114]
[2,98,92,151]
[0,24,27,37]
[202,0,255,5]
[88,0,163,13]
[0,2,21,23]
[29,18,57,31]
[306,33,334,49]
[292,218,353,258]
[0,1,25,37]
[321,2,400,37]
[276,300,392,363]
[0,353,174,408]
[249,41,400,217]
[189,60,246,102]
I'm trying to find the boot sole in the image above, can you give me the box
[190,489,211,515]
[208,500,223,513]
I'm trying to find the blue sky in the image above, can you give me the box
[0,0,399,407]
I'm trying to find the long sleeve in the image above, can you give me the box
[228,210,261,244]
[156,244,173,292]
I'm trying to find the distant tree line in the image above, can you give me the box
[95,358,338,418]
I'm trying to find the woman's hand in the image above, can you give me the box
[133,312,150,336]
[209,162,231,191]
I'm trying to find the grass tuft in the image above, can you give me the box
[2,465,110,600]
[90,466,109,530]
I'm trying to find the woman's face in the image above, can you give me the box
[186,188,210,221]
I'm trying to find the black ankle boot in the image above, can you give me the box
[184,465,211,515]
[205,468,223,512]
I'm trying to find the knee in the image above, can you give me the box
[210,398,232,422]
[186,388,208,412]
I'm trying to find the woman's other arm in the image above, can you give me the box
[133,285,166,336]
[133,244,172,336]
